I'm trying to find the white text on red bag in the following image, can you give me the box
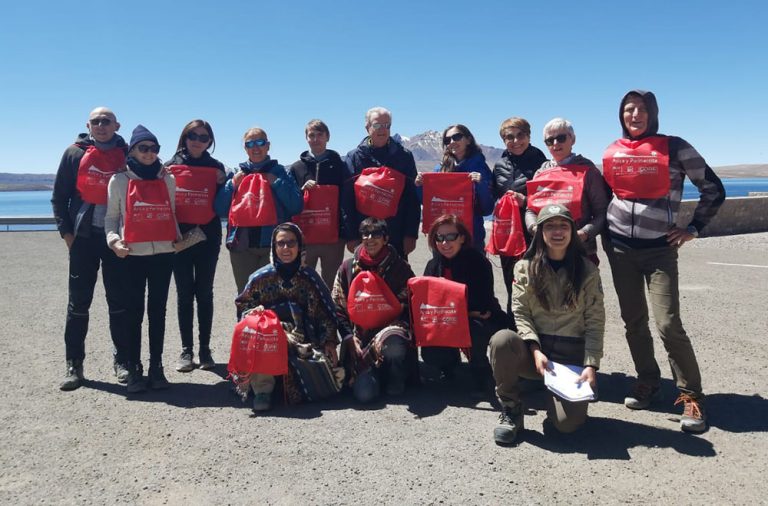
[408,276,470,348]
[168,165,219,225]
[228,309,289,376]
[486,193,527,257]
[229,173,278,227]
[347,270,402,330]
[123,179,177,243]
[421,172,474,234]
[292,185,339,244]
[76,146,125,205]
[354,166,405,219]
[602,137,670,199]
[526,164,587,221]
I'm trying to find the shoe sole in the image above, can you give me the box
[493,427,519,445]
[198,363,215,371]
[176,364,196,372]
[681,421,707,433]
[59,381,82,391]
[624,389,661,410]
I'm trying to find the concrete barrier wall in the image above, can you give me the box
[678,196,768,237]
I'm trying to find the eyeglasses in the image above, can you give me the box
[361,231,384,239]
[369,122,391,131]
[187,132,211,144]
[245,139,268,148]
[443,133,466,145]
[89,118,113,127]
[435,232,460,243]
[136,144,160,154]
[503,133,528,142]
[544,133,569,146]
[275,240,298,248]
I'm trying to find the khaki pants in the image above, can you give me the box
[606,243,702,395]
[229,247,271,295]
[490,329,588,433]
[304,240,346,289]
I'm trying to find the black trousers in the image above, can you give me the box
[172,238,220,352]
[421,317,504,381]
[64,232,127,362]
[120,253,174,367]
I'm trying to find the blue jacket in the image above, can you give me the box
[214,158,303,249]
[420,151,494,250]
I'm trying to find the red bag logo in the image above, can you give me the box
[292,185,339,245]
[76,146,125,205]
[229,173,278,227]
[168,165,218,225]
[526,164,587,221]
[228,310,289,376]
[354,166,405,219]
[421,172,474,234]
[408,276,470,348]
[602,137,670,199]
[123,179,177,243]
[347,271,402,330]
[486,194,527,257]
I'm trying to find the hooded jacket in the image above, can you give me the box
[492,145,548,199]
[51,133,128,238]
[605,90,725,246]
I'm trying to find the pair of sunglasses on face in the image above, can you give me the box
[443,133,466,145]
[135,144,160,154]
[503,132,528,142]
[89,118,113,127]
[186,132,211,144]
[275,240,298,249]
[435,232,460,243]
[244,139,268,149]
[361,231,384,239]
[544,133,569,146]
[369,122,391,131]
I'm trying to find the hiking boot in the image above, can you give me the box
[624,382,661,410]
[198,348,215,371]
[252,393,272,412]
[125,364,146,394]
[675,393,707,433]
[494,404,524,445]
[114,362,130,384]
[60,359,84,391]
[175,350,195,372]
[147,365,171,390]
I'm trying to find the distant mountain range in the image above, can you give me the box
[399,130,505,172]
[0,173,55,191]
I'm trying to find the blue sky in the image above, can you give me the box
[1,0,766,173]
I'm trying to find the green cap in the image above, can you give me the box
[536,204,574,225]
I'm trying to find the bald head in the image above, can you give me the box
[87,106,120,143]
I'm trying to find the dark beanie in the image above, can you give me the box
[128,124,159,153]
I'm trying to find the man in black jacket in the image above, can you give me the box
[51,107,129,391]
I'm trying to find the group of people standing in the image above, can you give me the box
[52,89,726,445]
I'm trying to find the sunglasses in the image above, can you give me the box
[370,122,391,131]
[89,118,113,127]
[275,240,298,249]
[361,231,384,239]
[435,232,460,243]
[135,144,160,154]
[544,133,569,146]
[443,133,466,145]
[187,132,211,144]
[244,139,268,148]
[503,133,528,142]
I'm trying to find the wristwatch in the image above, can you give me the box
[686,225,699,238]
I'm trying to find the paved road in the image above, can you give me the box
[0,231,766,505]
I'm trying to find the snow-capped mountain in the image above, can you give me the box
[400,130,505,171]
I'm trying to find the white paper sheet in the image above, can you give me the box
[543,361,595,402]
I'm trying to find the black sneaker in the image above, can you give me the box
[198,349,215,371]
[147,366,171,390]
[126,365,146,394]
[175,350,195,372]
[114,362,130,384]
[60,360,84,391]
[494,404,524,445]
[624,382,661,410]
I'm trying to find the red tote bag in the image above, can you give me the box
[486,193,527,257]
[526,165,587,222]
[229,173,278,227]
[347,270,402,330]
[228,309,289,376]
[167,165,219,225]
[291,185,339,244]
[421,172,474,234]
[354,166,405,219]
[602,136,670,199]
[76,146,125,205]
[408,276,470,348]
[123,179,177,243]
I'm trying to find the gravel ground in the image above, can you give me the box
[0,231,766,505]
